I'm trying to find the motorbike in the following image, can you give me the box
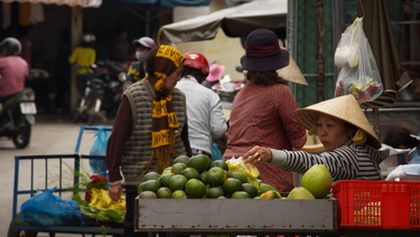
[0,88,37,148]
[72,60,126,125]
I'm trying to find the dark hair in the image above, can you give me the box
[246,71,288,85]
[180,66,207,83]
[383,126,419,149]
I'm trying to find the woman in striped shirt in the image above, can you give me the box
[243,95,386,181]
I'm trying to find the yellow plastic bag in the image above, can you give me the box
[88,188,126,214]
[226,157,260,187]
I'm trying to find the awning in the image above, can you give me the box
[104,0,210,7]
[159,0,287,43]
[1,0,102,7]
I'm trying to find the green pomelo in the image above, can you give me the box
[182,167,200,180]
[287,187,315,200]
[162,166,173,175]
[142,171,161,182]
[300,164,332,199]
[156,187,172,199]
[259,183,278,194]
[206,186,225,198]
[228,171,248,183]
[168,174,188,191]
[171,163,187,174]
[185,178,206,198]
[223,178,243,195]
[171,190,187,199]
[187,155,211,172]
[211,160,229,171]
[231,191,251,199]
[138,191,157,199]
[207,167,228,186]
[200,171,210,184]
[173,155,190,164]
[158,173,173,187]
[138,179,160,193]
[242,183,259,198]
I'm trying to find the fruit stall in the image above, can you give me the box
[8,137,420,236]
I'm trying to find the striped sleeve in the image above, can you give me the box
[280,146,359,180]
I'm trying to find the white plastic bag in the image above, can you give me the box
[334,17,383,103]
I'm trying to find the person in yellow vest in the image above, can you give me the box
[68,33,96,96]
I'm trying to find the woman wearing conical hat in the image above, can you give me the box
[243,94,386,180]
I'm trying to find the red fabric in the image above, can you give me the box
[0,56,29,97]
[223,83,307,192]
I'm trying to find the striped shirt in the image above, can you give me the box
[272,143,386,180]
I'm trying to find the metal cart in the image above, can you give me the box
[8,125,123,237]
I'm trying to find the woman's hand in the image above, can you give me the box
[243,145,272,163]
[108,183,123,201]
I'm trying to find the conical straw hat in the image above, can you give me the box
[276,47,308,86]
[295,95,380,149]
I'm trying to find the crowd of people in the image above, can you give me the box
[2,27,418,236]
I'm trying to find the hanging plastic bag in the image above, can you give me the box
[334,17,383,103]
[211,143,222,161]
[89,127,110,176]
[20,188,84,226]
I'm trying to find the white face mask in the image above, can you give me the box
[135,51,148,62]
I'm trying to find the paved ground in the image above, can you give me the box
[0,117,113,236]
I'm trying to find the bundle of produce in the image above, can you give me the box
[137,155,283,199]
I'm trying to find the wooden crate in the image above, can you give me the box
[135,199,337,233]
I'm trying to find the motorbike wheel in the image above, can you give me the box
[12,121,31,149]
[72,109,81,123]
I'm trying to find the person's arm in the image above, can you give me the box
[209,92,228,139]
[68,47,77,64]
[107,96,132,200]
[276,87,307,149]
[243,145,358,180]
[181,118,192,157]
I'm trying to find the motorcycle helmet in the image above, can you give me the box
[82,33,96,43]
[183,52,209,76]
[132,36,156,49]
[0,37,22,56]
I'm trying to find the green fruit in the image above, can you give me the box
[207,167,228,186]
[200,171,210,184]
[259,183,278,194]
[223,178,243,195]
[242,183,259,198]
[211,160,228,171]
[171,162,187,174]
[260,190,281,200]
[228,171,248,183]
[206,186,225,198]
[162,166,173,175]
[156,187,172,199]
[138,191,157,199]
[300,164,332,199]
[171,190,187,199]
[158,173,173,187]
[168,174,188,191]
[185,179,206,198]
[138,180,160,193]
[182,167,200,180]
[231,191,251,199]
[142,171,161,181]
[173,155,190,164]
[287,187,315,200]
[187,155,211,172]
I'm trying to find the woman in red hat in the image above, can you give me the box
[223,28,307,192]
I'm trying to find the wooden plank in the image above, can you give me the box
[135,199,336,232]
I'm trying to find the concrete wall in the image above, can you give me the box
[173,0,245,81]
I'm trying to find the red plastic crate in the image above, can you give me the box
[332,180,420,229]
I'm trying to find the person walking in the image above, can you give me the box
[106,44,191,237]
[127,36,156,82]
[176,51,227,158]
